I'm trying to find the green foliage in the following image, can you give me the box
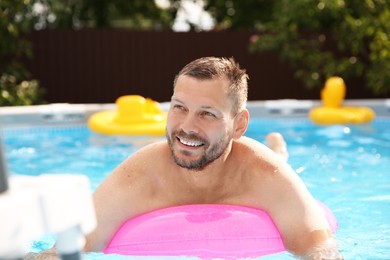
[2,0,388,102]
[0,0,45,106]
[0,74,43,106]
[37,0,176,29]
[204,0,274,30]
[1,0,177,106]
[248,0,390,95]
[203,0,389,95]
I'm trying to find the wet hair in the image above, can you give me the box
[173,57,248,116]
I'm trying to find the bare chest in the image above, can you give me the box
[149,169,266,208]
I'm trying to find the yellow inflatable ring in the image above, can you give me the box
[309,106,375,124]
[88,95,167,136]
[309,77,375,124]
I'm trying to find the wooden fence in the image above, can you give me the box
[26,29,377,104]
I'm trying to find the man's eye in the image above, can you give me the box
[201,111,216,118]
[172,104,186,111]
[173,104,183,109]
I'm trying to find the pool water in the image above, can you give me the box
[2,118,390,259]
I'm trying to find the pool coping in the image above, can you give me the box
[1,99,389,128]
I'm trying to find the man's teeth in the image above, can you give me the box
[179,138,202,147]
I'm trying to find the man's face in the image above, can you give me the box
[166,75,236,171]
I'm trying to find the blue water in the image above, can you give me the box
[2,118,390,259]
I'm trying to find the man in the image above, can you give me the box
[36,57,342,259]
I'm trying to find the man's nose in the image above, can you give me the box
[180,113,200,134]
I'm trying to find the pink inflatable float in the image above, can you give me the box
[104,203,338,259]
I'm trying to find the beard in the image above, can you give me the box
[166,129,231,171]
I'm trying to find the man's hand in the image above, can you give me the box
[24,248,59,260]
[299,238,343,260]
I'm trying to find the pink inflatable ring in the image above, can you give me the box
[104,203,338,259]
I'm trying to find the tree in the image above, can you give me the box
[248,0,390,95]
[35,0,177,29]
[0,0,177,106]
[0,0,45,106]
[204,0,274,30]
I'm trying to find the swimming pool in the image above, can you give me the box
[2,117,390,259]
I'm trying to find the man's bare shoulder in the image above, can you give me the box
[120,140,170,168]
[235,136,283,158]
[134,140,169,155]
[235,136,266,149]
[95,140,166,189]
[234,136,291,175]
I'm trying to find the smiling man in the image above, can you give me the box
[34,57,342,260]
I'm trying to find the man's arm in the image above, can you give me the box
[261,162,342,259]
[84,158,151,251]
[84,142,165,251]
[22,168,132,259]
[244,134,342,259]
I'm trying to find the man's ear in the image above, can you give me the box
[233,109,249,139]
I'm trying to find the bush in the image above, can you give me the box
[0,0,45,106]
[0,73,44,106]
